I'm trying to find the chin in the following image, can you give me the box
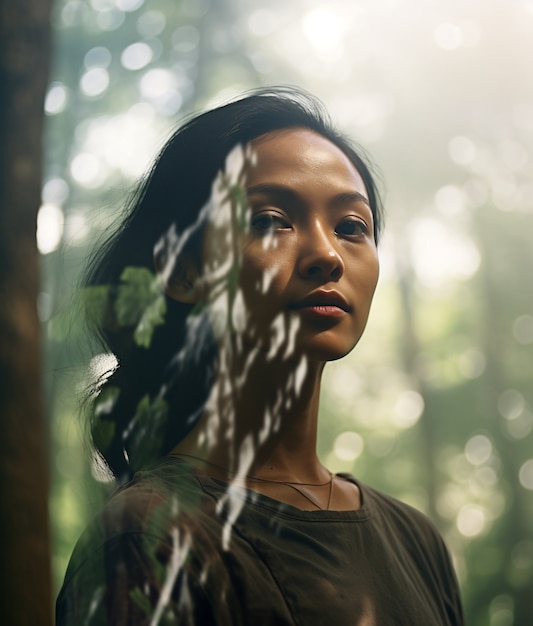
[304,346,357,363]
[294,326,365,363]
[294,336,362,363]
[234,322,364,364]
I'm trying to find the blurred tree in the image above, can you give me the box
[0,0,53,625]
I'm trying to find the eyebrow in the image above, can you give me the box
[246,183,370,208]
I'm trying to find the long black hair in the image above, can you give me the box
[84,86,385,482]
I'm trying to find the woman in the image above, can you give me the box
[56,87,463,625]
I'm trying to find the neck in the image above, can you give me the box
[171,341,328,483]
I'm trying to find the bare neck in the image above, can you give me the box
[171,343,328,483]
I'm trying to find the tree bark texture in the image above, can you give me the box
[0,1,53,624]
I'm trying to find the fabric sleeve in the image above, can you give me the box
[431,532,464,625]
[404,508,464,625]
[56,531,217,626]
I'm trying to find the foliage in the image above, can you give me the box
[44,1,533,623]
[116,267,167,347]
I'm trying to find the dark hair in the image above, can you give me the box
[84,86,384,482]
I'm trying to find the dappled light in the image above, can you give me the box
[43,1,533,624]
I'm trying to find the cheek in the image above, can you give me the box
[356,249,379,289]
[344,253,379,317]
[239,263,281,313]
[240,242,292,300]
[202,227,235,282]
[367,255,380,293]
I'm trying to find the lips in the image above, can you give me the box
[291,290,351,313]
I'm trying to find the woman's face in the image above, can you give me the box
[202,127,380,363]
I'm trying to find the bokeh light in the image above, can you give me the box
[456,503,486,537]
[519,459,533,490]
[44,2,533,621]
[116,0,144,12]
[84,46,112,68]
[410,218,481,289]
[80,68,110,97]
[392,390,424,429]
[70,152,106,188]
[333,431,364,462]
[137,10,166,37]
[448,136,477,166]
[121,42,153,70]
[42,178,69,205]
[37,204,64,255]
[498,390,526,421]
[513,315,533,344]
[302,7,346,60]
[45,83,68,115]
[464,435,492,466]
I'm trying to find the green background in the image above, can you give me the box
[42,1,533,624]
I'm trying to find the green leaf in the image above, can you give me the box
[129,586,153,617]
[115,267,156,326]
[113,266,167,346]
[133,294,167,348]
[127,395,169,472]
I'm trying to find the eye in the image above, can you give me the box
[335,218,369,238]
[251,212,291,233]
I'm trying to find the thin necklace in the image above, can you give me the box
[171,452,335,511]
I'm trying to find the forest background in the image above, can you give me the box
[34,0,533,624]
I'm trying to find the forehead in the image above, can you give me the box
[247,127,368,198]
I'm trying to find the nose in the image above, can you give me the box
[298,219,344,281]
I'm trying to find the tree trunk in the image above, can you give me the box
[0,1,53,624]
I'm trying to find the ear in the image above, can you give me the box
[154,253,203,304]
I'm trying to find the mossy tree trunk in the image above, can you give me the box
[0,1,53,624]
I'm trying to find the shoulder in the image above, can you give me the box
[361,482,462,587]
[356,480,463,621]
[358,479,443,538]
[103,457,208,533]
[342,475,456,568]
[71,458,213,559]
[56,458,233,625]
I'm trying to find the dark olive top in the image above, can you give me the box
[56,457,463,625]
